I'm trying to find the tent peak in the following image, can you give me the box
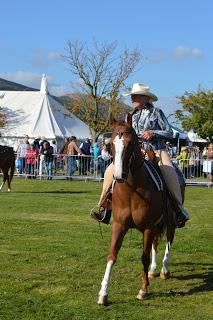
[40,74,48,94]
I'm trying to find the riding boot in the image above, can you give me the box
[90,209,112,225]
[175,204,189,228]
[91,191,112,224]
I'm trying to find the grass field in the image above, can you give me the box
[0,179,212,320]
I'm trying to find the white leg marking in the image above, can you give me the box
[99,260,114,297]
[149,245,157,274]
[113,136,124,180]
[0,182,4,190]
[161,241,171,274]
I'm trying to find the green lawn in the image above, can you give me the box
[0,179,212,320]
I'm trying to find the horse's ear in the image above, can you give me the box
[125,113,132,127]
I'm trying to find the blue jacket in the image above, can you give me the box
[132,103,173,150]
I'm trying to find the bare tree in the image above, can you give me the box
[63,40,141,141]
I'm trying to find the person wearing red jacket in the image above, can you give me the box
[25,144,39,179]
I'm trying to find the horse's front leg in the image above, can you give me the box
[98,222,128,306]
[148,238,158,279]
[137,228,154,300]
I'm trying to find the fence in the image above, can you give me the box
[7,154,213,185]
[14,154,113,181]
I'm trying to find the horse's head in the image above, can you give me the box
[110,113,140,183]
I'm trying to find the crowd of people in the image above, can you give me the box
[15,135,113,180]
[14,128,212,185]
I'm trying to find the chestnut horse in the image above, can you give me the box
[97,114,169,305]
[0,145,15,192]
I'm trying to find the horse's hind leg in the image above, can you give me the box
[0,170,9,192]
[137,228,155,300]
[0,181,4,191]
[160,222,175,280]
[98,222,128,305]
[148,238,158,279]
[3,169,11,192]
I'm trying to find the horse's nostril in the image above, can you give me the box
[122,173,127,180]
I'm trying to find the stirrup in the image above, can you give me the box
[90,208,111,225]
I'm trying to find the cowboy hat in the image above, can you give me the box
[123,83,158,101]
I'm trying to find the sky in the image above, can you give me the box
[0,0,212,120]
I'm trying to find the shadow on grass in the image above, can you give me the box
[156,269,213,297]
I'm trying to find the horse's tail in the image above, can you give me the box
[155,214,167,239]
[9,150,16,183]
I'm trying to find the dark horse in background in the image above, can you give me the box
[97,114,185,305]
[0,145,15,192]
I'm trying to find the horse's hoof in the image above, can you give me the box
[136,289,148,300]
[160,271,170,280]
[148,271,156,279]
[97,294,108,306]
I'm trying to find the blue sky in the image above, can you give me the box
[0,0,212,118]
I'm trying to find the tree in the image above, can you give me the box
[175,88,213,142]
[63,40,141,141]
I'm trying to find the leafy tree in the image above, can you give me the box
[63,40,141,141]
[175,88,213,142]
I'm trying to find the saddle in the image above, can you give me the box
[100,151,185,220]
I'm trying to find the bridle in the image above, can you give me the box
[112,129,143,183]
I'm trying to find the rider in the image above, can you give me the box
[90,83,189,228]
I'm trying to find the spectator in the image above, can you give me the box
[39,136,48,176]
[80,138,92,175]
[25,144,39,179]
[100,144,112,178]
[67,136,82,180]
[92,142,101,174]
[33,137,41,151]
[60,137,70,174]
[41,141,54,180]
[207,143,213,186]
[51,139,60,172]
[176,147,190,178]
[16,138,30,174]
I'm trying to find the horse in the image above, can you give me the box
[97,114,171,305]
[0,145,16,192]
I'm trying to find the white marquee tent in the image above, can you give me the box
[0,75,91,149]
[187,129,207,143]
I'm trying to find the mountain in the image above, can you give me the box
[0,78,38,91]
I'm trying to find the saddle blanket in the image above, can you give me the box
[143,159,164,192]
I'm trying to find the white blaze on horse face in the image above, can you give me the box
[113,135,125,179]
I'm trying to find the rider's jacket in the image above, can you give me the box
[132,103,173,150]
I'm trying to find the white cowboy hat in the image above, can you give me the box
[123,83,158,101]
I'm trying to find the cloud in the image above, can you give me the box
[0,71,67,96]
[145,45,203,63]
[144,48,167,63]
[0,71,42,88]
[173,45,203,60]
[30,49,62,67]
